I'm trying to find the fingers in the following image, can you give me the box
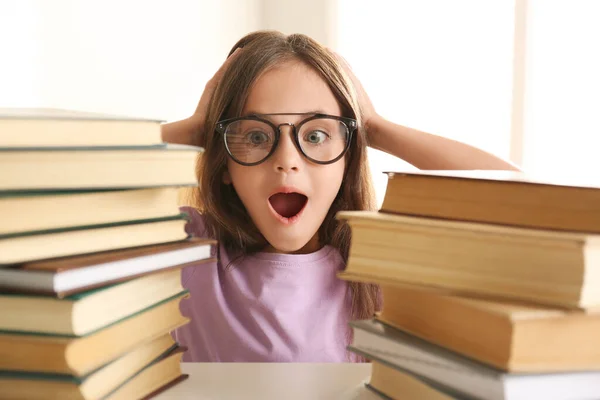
[206,47,243,90]
[328,50,376,121]
[194,48,243,116]
[329,50,362,93]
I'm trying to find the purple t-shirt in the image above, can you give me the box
[172,207,355,362]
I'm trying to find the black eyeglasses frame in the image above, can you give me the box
[215,113,357,166]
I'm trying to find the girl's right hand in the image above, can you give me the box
[161,48,243,146]
[192,48,243,131]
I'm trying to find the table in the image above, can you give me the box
[154,363,380,400]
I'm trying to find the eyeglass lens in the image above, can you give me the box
[223,117,349,165]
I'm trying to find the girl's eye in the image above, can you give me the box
[305,130,329,144]
[246,131,270,145]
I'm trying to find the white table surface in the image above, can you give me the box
[154,363,379,400]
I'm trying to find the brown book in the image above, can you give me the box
[0,216,189,265]
[0,293,188,376]
[0,334,177,400]
[0,108,163,147]
[0,238,215,297]
[380,170,600,233]
[379,284,600,372]
[0,144,201,191]
[0,188,183,236]
[337,211,600,309]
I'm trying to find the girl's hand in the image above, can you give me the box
[333,52,519,171]
[333,52,380,136]
[161,48,243,145]
[192,48,243,129]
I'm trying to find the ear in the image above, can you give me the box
[222,169,232,185]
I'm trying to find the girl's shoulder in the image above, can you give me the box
[179,206,211,239]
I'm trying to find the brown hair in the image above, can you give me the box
[189,30,381,327]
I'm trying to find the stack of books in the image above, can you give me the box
[0,109,214,400]
[339,171,600,400]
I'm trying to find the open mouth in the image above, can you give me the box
[268,192,308,220]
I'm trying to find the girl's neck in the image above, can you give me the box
[262,233,321,255]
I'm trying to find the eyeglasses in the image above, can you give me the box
[215,113,357,166]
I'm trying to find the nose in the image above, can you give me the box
[272,124,301,173]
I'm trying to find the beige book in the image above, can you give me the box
[0,269,186,335]
[369,361,455,400]
[0,334,177,400]
[0,188,181,235]
[380,170,600,233]
[0,293,189,376]
[0,108,162,147]
[105,349,185,400]
[0,144,201,191]
[0,216,188,265]
[379,284,600,372]
[338,211,600,309]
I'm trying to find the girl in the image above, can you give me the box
[164,31,517,363]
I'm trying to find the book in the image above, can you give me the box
[104,347,186,400]
[139,375,189,400]
[0,144,201,191]
[0,108,163,147]
[0,334,176,400]
[0,188,182,235]
[0,292,188,376]
[0,238,214,297]
[380,170,600,233]
[0,215,188,265]
[337,211,600,309]
[349,319,600,400]
[378,284,600,372]
[0,268,188,335]
[367,361,459,400]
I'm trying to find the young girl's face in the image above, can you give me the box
[224,60,346,254]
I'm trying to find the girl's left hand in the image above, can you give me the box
[333,52,380,135]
